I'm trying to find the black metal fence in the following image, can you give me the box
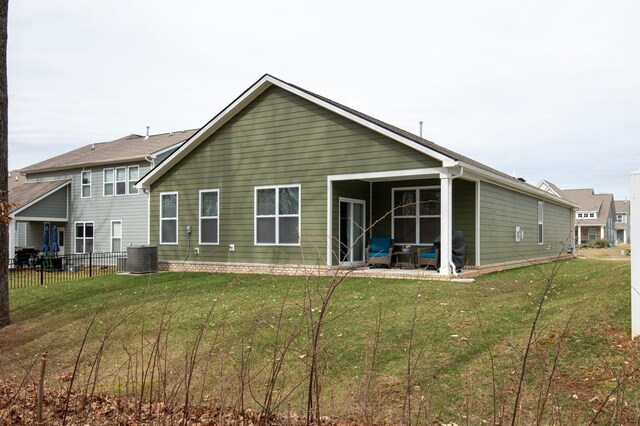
[9,252,127,289]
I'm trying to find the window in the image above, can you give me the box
[115,167,127,195]
[537,201,544,244]
[160,192,178,244]
[392,187,440,245]
[75,222,94,253]
[128,166,139,194]
[199,190,219,244]
[111,220,122,252]
[104,166,140,196]
[617,213,627,224]
[104,169,114,196]
[81,171,91,198]
[16,222,27,247]
[255,185,300,245]
[589,212,595,218]
[588,227,597,241]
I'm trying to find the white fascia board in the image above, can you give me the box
[460,163,578,209]
[137,74,458,189]
[137,75,275,189]
[328,167,451,182]
[271,78,456,166]
[10,181,71,217]
[11,216,68,222]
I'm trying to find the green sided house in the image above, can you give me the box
[137,74,576,277]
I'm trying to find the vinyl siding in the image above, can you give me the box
[150,86,440,265]
[69,162,151,252]
[479,182,572,265]
[25,161,153,253]
[15,186,68,219]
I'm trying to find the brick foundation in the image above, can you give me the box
[158,254,573,281]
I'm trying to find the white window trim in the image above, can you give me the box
[254,184,301,246]
[538,201,544,245]
[103,168,114,197]
[391,186,440,245]
[199,189,220,245]
[81,170,91,199]
[111,220,123,252]
[16,222,27,247]
[576,210,598,219]
[74,221,95,254]
[160,192,179,245]
[115,166,127,196]
[128,165,139,195]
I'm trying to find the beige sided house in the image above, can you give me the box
[8,130,195,261]
[138,74,576,277]
[562,189,617,245]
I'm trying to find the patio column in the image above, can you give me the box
[577,225,582,245]
[601,226,605,240]
[439,173,452,275]
[8,219,15,262]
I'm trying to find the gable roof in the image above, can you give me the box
[136,74,575,207]
[615,200,630,215]
[537,179,568,200]
[21,130,197,174]
[9,179,70,216]
[563,188,615,226]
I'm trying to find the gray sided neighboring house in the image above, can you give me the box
[8,130,196,260]
[138,74,576,276]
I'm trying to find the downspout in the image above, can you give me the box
[439,165,464,276]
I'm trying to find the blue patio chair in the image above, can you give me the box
[417,246,438,270]
[366,236,394,268]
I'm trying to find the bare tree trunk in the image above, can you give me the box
[0,0,10,329]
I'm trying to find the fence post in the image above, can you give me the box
[40,259,44,286]
[89,252,93,278]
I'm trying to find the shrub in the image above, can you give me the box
[594,239,608,248]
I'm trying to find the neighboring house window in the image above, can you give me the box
[16,222,27,247]
[115,167,127,195]
[589,212,596,218]
[255,185,300,245]
[104,168,114,196]
[588,228,597,241]
[81,171,91,198]
[537,201,544,244]
[392,187,440,245]
[111,220,122,252]
[75,222,94,253]
[199,190,219,244]
[160,192,178,244]
[616,213,627,224]
[128,166,139,194]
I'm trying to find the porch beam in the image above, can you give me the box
[327,167,455,182]
[439,173,453,275]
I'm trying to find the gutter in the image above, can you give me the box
[458,161,579,209]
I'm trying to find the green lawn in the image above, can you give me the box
[1,258,636,424]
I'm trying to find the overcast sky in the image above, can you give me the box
[8,1,640,199]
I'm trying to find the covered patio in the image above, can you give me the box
[326,166,478,276]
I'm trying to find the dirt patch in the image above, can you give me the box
[575,244,630,261]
